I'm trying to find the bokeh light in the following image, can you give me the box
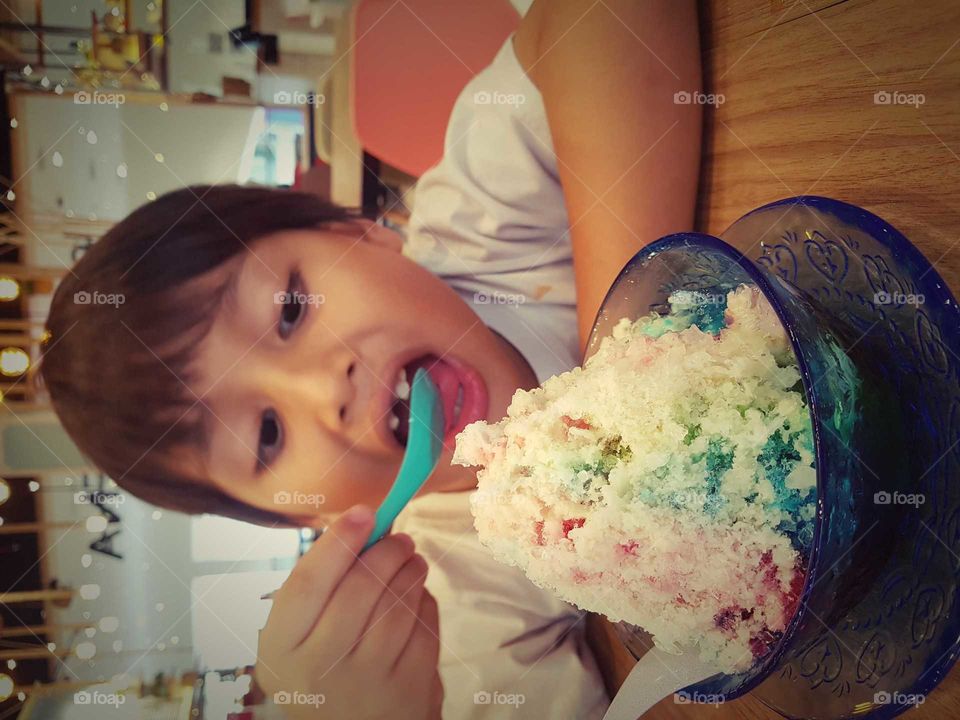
[0,674,13,702]
[0,277,20,301]
[0,348,29,376]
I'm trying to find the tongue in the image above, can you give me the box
[410,355,458,433]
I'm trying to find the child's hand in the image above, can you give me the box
[255,504,443,719]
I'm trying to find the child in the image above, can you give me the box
[38,0,700,717]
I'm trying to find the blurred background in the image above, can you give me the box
[0,0,528,717]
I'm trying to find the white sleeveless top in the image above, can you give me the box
[403,35,579,384]
[398,34,609,720]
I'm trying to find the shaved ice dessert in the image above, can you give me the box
[454,285,817,672]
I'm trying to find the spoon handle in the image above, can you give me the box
[363,368,443,552]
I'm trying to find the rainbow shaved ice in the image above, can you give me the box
[454,286,816,672]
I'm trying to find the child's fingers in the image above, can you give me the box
[429,673,445,719]
[359,553,428,669]
[262,504,374,650]
[394,590,441,679]
[309,533,417,654]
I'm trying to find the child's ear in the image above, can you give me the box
[326,219,403,253]
[360,220,403,253]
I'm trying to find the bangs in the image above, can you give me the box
[37,185,358,524]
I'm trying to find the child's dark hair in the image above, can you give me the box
[37,185,359,525]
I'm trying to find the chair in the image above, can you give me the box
[350,0,521,178]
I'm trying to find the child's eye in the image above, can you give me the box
[256,408,282,473]
[279,270,306,339]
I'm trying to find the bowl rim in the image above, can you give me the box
[592,195,960,708]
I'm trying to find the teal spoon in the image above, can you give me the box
[260,369,443,599]
[362,367,444,552]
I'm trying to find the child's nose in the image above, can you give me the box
[283,351,358,428]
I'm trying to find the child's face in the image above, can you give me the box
[188,222,535,524]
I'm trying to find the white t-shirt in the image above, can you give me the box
[392,491,608,719]
[403,35,579,384]
[398,36,609,720]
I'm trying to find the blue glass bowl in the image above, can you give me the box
[586,197,960,719]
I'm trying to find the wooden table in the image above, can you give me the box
[592,0,960,717]
[699,0,960,292]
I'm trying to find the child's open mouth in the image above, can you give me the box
[385,353,488,450]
